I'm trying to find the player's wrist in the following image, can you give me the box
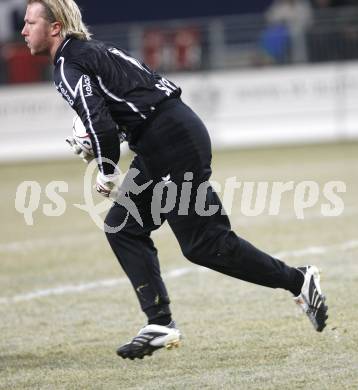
[96,171,120,197]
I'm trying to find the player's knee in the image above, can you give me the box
[181,245,209,266]
[181,230,239,265]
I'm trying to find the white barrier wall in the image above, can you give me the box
[1,62,358,162]
[0,83,74,161]
[174,62,358,148]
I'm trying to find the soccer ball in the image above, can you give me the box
[72,115,93,155]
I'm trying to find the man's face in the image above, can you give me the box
[21,3,53,56]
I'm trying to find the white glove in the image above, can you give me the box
[66,115,95,163]
[66,136,94,163]
[95,172,120,198]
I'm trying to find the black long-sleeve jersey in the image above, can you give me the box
[53,36,181,175]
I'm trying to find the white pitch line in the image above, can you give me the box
[0,266,199,305]
[0,233,98,253]
[274,239,358,259]
[0,239,357,305]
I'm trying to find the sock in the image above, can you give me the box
[290,268,305,296]
[148,314,172,326]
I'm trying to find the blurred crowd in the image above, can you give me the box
[0,0,25,43]
[0,0,358,84]
[259,0,358,64]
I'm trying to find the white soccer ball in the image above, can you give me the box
[72,115,93,155]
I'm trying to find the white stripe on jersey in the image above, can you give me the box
[108,47,151,74]
[58,56,81,97]
[78,77,105,172]
[97,76,147,120]
[61,38,72,53]
[57,56,105,173]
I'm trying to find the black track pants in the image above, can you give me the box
[105,98,303,322]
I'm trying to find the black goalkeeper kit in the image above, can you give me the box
[54,37,304,322]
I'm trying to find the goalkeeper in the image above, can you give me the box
[22,0,328,360]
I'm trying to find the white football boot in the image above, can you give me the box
[117,321,181,360]
[294,265,328,332]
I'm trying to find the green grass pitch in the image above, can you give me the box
[0,141,357,389]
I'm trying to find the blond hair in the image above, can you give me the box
[27,0,92,40]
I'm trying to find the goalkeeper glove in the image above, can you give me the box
[95,172,120,198]
[66,136,94,163]
[66,115,94,163]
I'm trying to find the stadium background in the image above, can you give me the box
[0,1,357,389]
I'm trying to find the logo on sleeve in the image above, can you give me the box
[57,81,74,106]
[83,75,93,98]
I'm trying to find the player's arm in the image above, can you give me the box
[56,57,120,177]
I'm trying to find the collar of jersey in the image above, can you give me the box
[53,36,74,65]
